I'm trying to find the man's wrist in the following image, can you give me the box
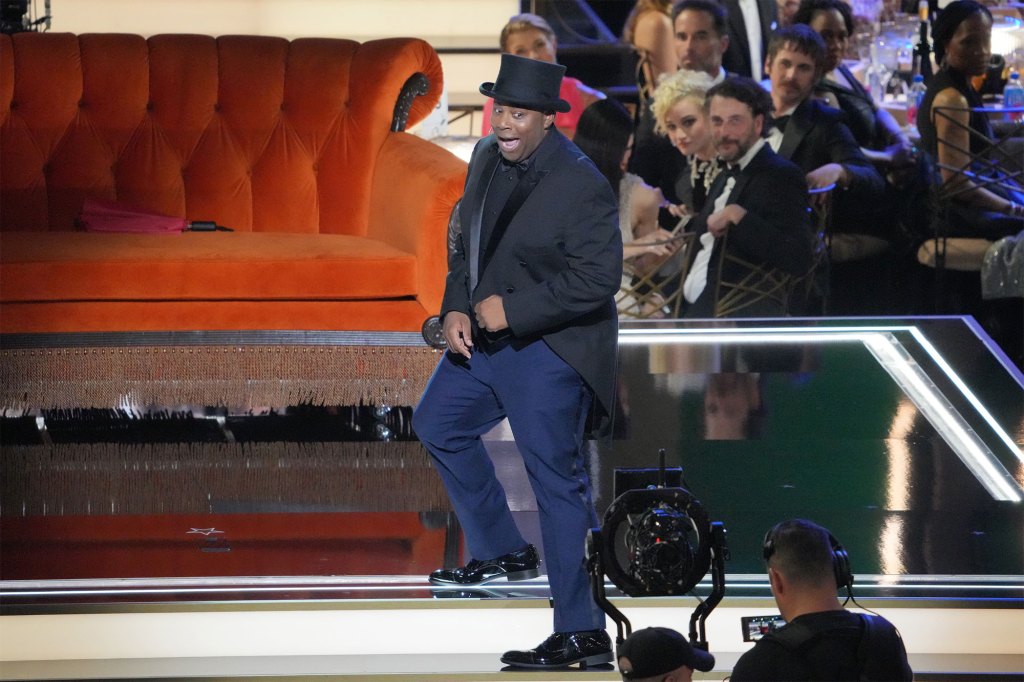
[837,165,850,190]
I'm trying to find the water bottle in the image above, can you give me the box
[1003,72,1024,123]
[867,42,887,103]
[906,74,927,126]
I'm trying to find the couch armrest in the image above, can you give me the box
[368,132,467,316]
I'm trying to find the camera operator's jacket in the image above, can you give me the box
[441,129,623,423]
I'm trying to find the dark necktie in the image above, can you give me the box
[772,114,790,131]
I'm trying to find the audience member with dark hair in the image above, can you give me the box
[794,0,933,305]
[918,0,1024,239]
[617,626,715,681]
[671,0,731,80]
[680,77,814,317]
[793,0,914,167]
[763,25,884,209]
[479,13,606,140]
[575,98,682,317]
[731,519,913,681]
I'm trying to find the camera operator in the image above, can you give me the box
[731,519,912,681]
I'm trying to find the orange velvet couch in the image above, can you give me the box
[0,33,467,334]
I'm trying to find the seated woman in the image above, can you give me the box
[650,69,721,215]
[918,0,1024,239]
[479,13,605,140]
[574,98,683,317]
[794,0,914,168]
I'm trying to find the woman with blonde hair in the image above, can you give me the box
[623,0,677,104]
[479,13,605,140]
[651,69,721,215]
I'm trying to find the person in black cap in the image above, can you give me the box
[618,627,716,681]
[412,53,623,669]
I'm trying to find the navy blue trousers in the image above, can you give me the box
[412,338,605,633]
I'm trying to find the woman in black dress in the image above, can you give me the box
[917,0,1024,238]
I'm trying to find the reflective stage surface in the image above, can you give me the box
[1,318,1022,607]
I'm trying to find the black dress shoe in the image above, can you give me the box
[500,629,613,669]
[428,544,540,586]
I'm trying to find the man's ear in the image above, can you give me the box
[719,33,730,55]
[544,112,556,130]
[767,565,784,596]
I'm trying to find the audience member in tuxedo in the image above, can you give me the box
[629,0,731,209]
[763,26,885,230]
[624,0,678,107]
[918,0,1024,240]
[681,77,814,318]
[478,13,605,141]
[720,0,778,80]
[414,54,621,669]
[574,98,682,317]
[797,0,932,275]
[651,69,722,215]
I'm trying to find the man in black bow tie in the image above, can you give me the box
[412,53,622,670]
[763,26,884,215]
[681,76,814,317]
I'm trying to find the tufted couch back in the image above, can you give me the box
[0,32,444,235]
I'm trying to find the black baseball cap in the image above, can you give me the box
[617,627,716,678]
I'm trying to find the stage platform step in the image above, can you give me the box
[2,576,1022,680]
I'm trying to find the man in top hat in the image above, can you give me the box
[412,54,622,668]
[617,627,716,681]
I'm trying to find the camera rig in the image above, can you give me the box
[586,450,729,653]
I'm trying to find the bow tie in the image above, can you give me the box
[772,114,791,131]
[723,164,741,179]
[500,156,530,177]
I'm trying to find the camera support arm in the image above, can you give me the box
[689,521,729,649]
[587,528,633,647]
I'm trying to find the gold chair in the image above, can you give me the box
[618,222,695,319]
[923,105,1022,303]
[713,186,827,318]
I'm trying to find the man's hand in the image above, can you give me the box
[806,163,847,189]
[443,311,474,359]
[806,163,847,207]
[706,204,747,238]
[474,295,508,333]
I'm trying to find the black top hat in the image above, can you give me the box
[479,53,571,113]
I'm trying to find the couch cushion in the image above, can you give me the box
[0,232,417,302]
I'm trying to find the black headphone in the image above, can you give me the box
[763,527,854,592]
